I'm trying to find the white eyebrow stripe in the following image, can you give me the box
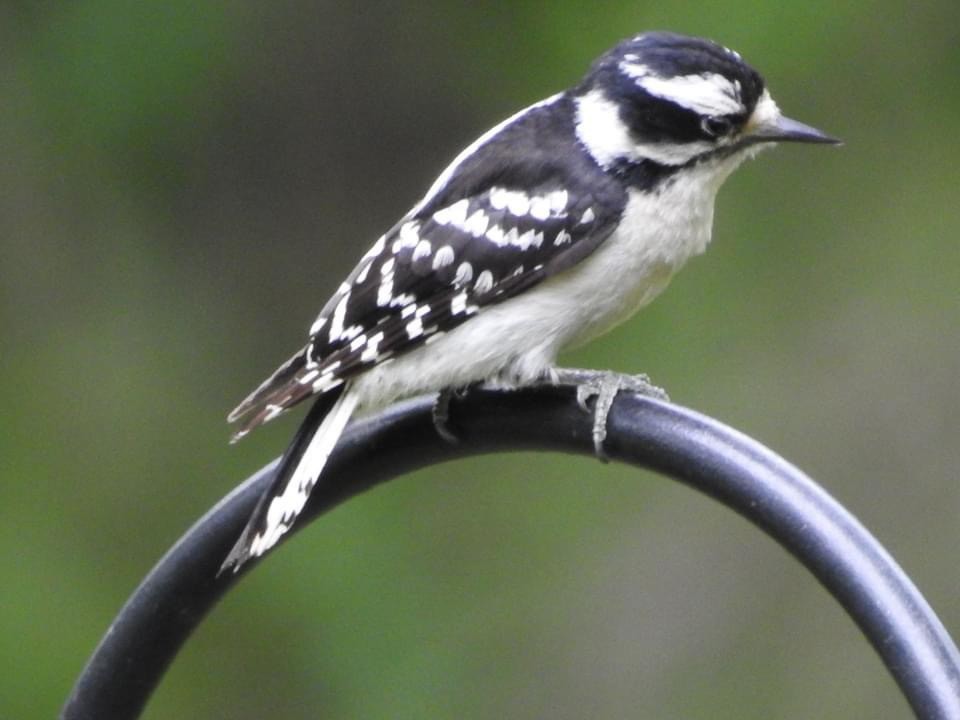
[620,62,744,117]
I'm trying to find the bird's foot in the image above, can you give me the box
[551,368,669,462]
[432,386,471,444]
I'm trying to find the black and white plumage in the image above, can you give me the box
[221,32,837,571]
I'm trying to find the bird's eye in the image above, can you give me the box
[701,115,734,138]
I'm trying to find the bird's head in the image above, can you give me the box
[573,32,839,172]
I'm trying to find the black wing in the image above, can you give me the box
[229,94,626,438]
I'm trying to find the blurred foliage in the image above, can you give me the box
[2,2,959,718]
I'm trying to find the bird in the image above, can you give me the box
[221,31,839,573]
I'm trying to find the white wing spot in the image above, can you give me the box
[474,270,494,294]
[349,333,367,351]
[580,207,595,225]
[529,196,551,221]
[340,324,364,342]
[549,189,569,214]
[489,187,509,210]
[454,262,473,286]
[376,272,394,307]
[515,229,542,251]
[506,191,530,217]
[406,317,424,339]
[432,245,455,269]
[554,229,572,246]
[433,198,470,227]
[464,209,490,237]
[389,292,416,308]
[413,239,432,261]
[485,225,506,247]
[398,222,420,248]
[328,292,350,341]
[360,331,384,362]
[300,368,320,384]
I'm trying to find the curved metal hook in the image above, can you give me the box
[61,383,960,719]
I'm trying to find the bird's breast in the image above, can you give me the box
[550,176,720,348]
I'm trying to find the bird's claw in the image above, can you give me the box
[554,369,669,461]
[432,387,469,444]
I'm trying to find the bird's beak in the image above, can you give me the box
[740,91,841,147]
[750,114,842,145]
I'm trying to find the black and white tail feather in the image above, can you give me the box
[221,31,837,573]
[220,386,352,573]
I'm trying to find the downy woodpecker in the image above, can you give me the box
[222,31,838,572]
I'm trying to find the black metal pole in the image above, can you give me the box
[61,382,960,719]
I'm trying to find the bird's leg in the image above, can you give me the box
[550,368,669,462]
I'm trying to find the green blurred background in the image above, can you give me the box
[3,2,958,718]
